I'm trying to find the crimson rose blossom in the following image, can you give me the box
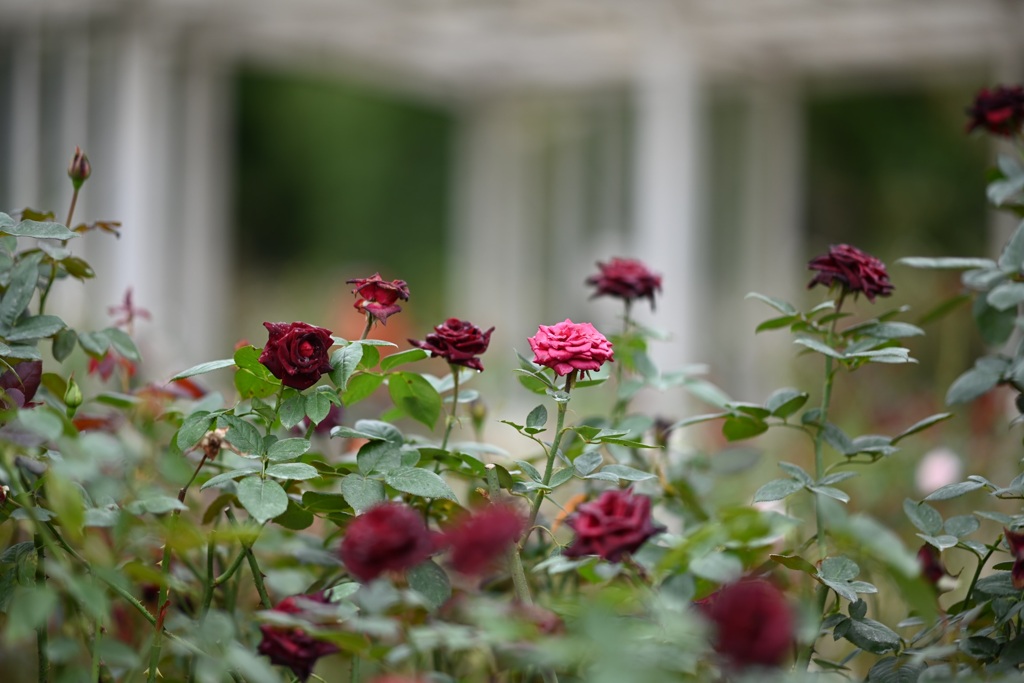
[347,273,410,325]
[257,593,339,682]
[409,318,494,372]
[697,578,795,670]
[441,503,525,575]
[563,488,664,562]
[1005,527,1024,590]
[966,85,1024,137]
[340,502,436,581]
[807,244,894,302]
[258,322,334,390]
[586,257,663,310]
[528,319,614,377]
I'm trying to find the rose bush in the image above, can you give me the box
[5,84,1024,682]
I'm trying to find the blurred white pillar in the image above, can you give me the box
[9,22,42,208]
[550,103,589,319]
[735,75,804,398]
[632,38,703,380]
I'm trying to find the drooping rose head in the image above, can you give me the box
[258,322,334,390]
[966,85,1024,137]
[528,319,614,377]
[441,502,525,576]
[409,318,494,372]
[347,273,410,326]
[340,502,436,581]
[697,578,795,670]
[257,593,339,682]
[563,488,663,562]
[807,244,894,302]
[586,257,663,310]
[1005,527,1024,590]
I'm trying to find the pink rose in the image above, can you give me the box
[528,319,613,377]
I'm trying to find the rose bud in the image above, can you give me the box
[257,593,339,682]
[528,319,614,378]
[64,374,83,418]
[441,503,525,576]
[585,257,663,310]
[258,321,334,390]
[347,273,410,327]
[966,85,1024,137]
[917,545,957,593]
[563,488,664,562]
[339,502,436,581]
[67,146,92,189]
[696,578,795,670]
[409,318,494,372]
[807,244,894,302]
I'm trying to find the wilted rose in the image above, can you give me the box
[340,502,436,581]
[258,321,334,390]
[563,488,663,562]
[807,244,894,302]
[257,593,339,682]
[409,318,494,371]
[966,85,1024,137]
[347,273,410,326]
[441,503,525,575]
[0,360,42,409]
[697,578,795,670]
[585,257,662,310]
[528,319,614,377]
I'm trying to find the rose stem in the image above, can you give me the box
[359,313,374,341]
[521,370,576,550]
[39,180,82,316]
[224,507,272,608]
[812,294,844,561]
[487,465,533,605]
[439,363,460,453]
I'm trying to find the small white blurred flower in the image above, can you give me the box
[916,447,962,495]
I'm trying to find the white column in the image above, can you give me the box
[9,22,42,208]
[632,39,704,379]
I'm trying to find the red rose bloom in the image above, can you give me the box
[563,488,663,562]
[697,578,795,670]
[340,502,436,581]
[1005,527,1024,590]
[258,321,334,390]
[0,360,42,409]
[409,318,494,372]
[257,593,339,682]
[586,257,663,310]
[528,319,614,377]
[441,503,525,575]
[966,85,1024,137]
[807,244,894,302]
[347,273,410,326]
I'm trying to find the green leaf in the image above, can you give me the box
[52,328,77,362]
[236,477,289,524]
[17,408,64,442]
[574,451,603,476]
[845,618,901,654]
[764,388,809,418]
[596,464,656,482]
[76,330,110,357]
[384,466,457,501]
[897,256,997,270]
[5,315,65,342]
[944,514,979,538]
[388,371,442,429]
[753,478,804,503]
[339,474,385,513]
[917,533,958,550]
[305,390,332,425]
[722,415,768,441]
[265,462,319,481]
[200,467,262,491]
[330,425,385,441]
[526,404,548,431]
[902,499,943,536]
[407,560,451,610]
[0,253,44,333]
[515,460,543,482]
[819,556,859,582]
[549,467,574,488]
[175,410,216,451]
[755,315,798,333]
[745,292,797,315]
[170,358,235,381]
[357,344,381,369]
[125,496,188,515]
[988,281,1024,310]
[770,554,817,575]
[278,392,306,430]
[793,336,845,359]
[224,418,263,455]
[866,657,925,683]
[923,480,984,501]
[892,412,953,443]
[353,420,403,444]
[853,322,925,340]
[973,295,1015,346]
[947,358,1006,405]
[778,461,812,484]
[357,440,402,475]
[809,485,850,504]
[267,438,311,462]
[341,373,383,406]
[104,328,141,362]
[999,222,1024,271]
[380,347,429,372]
[329,344,363,390]
[990,174,1024,206]
[3,220,77,240]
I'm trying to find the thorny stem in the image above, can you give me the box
[224,507,272,608]
[812,295,844,561]
[522,371,576,550]
[440,364,460,453]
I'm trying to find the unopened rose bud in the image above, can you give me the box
[64,374,83,417]
[68,146,91,189]
[0,485,8,506]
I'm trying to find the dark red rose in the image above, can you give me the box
[347,273,410,326]
[409,318,494,372]
[441,503,525,575]
[1005,528,1024,590]
[340,502,436,581]
[0,360,42,409]
[917,545,956,592]
[966,85,1024,137]
[258,593,339,682]
[697,578,795,670]
[563,488,664,562]
[807,244,894,302]
[585,257,663,310]
[258,322,334,390]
